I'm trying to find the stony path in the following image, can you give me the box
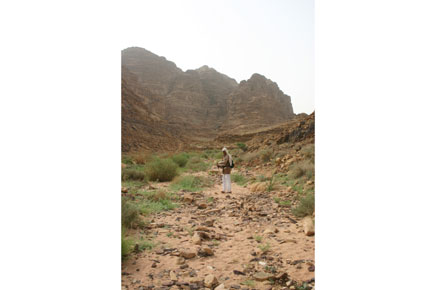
[122,169,315,290]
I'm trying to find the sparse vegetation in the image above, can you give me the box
[258,243,271,253]
[137,194,178,214]
[146,157,178,182]
[131,152,152,164]
[186,156,210,172]
[273,197,291,206]
[136,240,155,252]
[241,151,259,162]
[266,175,276,191]
[171,175,212,192]
[231,173,247,186]
[254,235,263,242]
[292,192,315,217]
[237,142,247,152]
[185,227,194,236]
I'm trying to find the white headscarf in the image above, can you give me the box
[222,147,233,166]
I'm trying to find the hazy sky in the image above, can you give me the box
[121,0,314,114]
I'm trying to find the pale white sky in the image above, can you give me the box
[121,0,314,114]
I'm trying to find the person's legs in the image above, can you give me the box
[222,174,226,192]
[225,174,231,193]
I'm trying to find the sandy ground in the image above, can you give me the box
[122,169,315,290]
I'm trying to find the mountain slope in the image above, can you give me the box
[121,47,296,151]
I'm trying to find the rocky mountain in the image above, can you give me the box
[122,47,296,152]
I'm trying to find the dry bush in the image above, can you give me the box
[249,182,268,192]
[122,168,146,181]
[289,160,314,179]
[242,151,259,162]
[147,189,168,201]
[301,143,315,162]
[131,152,152,164]
[260,150,272,162]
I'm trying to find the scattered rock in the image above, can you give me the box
[198,203,208,209]
[180,249,197,259]
[204,274,218,288]
[233,270,246,276]
[170,271,177,281]
[176,257,186,265]
[199,246,214,256]
[183,194,194,203]
[253,272,275,281]
[192,233,202,245]
[214,284,225,290]
[121,187,128,193]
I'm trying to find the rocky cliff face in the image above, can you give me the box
[222,73,294,132]
[122,47,296,151]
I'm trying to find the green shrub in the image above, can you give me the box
[136,240,155,252]
[121,197,140,228]
[292,193,315,217]
[122,168,146,181]
[146,158,178,182]
[122,155,134,165]
[232,173,247,186]
[171,153,189,167]
[121,233,132,259]
[237,142,247,152]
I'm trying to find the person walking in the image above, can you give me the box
[217,147,233,193]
